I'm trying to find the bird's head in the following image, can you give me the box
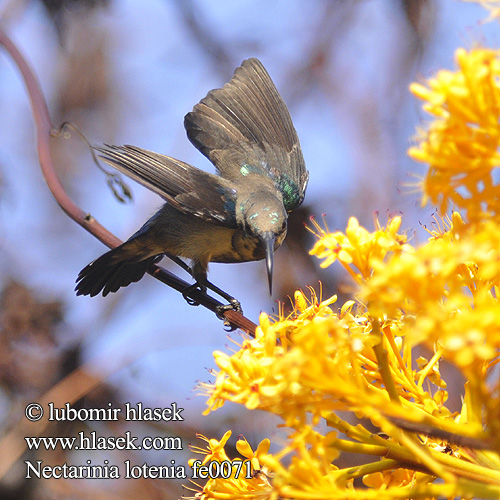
[240,192,288,294]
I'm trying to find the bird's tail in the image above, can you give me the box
[75,242,160,297]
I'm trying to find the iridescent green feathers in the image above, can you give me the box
[184,57,308,211]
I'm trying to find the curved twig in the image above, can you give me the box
[0,29,257,336]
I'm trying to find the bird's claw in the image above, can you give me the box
[215,298,243,320]
[182,283,206,306]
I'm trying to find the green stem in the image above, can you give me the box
[371,317,400,403]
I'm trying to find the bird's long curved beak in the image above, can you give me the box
[263,233,275,295]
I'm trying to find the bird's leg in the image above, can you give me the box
[163,254,242,314]
[163,253,193,276]
[191,261,242,316]
[180,277,242,317]
[161,253,202,305]
[190,261,242,315]
[196,276,243,317]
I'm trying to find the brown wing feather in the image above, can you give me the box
[95,145,238,227]
[184,58,308,210]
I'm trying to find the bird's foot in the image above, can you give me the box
[181,283,206,306]
[199,279,243,316]
[216,299,243,330]
[164,254,243,316]
[215,299,243,319]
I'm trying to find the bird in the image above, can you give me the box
[75,58,308,307]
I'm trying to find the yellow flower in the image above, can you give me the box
[189,431,232,465]
[362,468,418,489]
[309,216,411,282]
[409,48,500,222]
[187,432,275,500]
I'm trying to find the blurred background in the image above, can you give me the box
[0,0,498,498]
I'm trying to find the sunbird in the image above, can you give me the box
[75,58,308,306]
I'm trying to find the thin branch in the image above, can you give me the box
[0,28,257,336]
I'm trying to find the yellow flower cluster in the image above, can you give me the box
[193,284,500,498]
[409,47,500,222]
[187,431,275,499]
[189,4,500,499]
[309,216,411,282]
[362,213,500,369]
[202,291,354,423]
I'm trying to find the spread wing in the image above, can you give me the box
[184,58,308,212]
[95,145,238,227]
